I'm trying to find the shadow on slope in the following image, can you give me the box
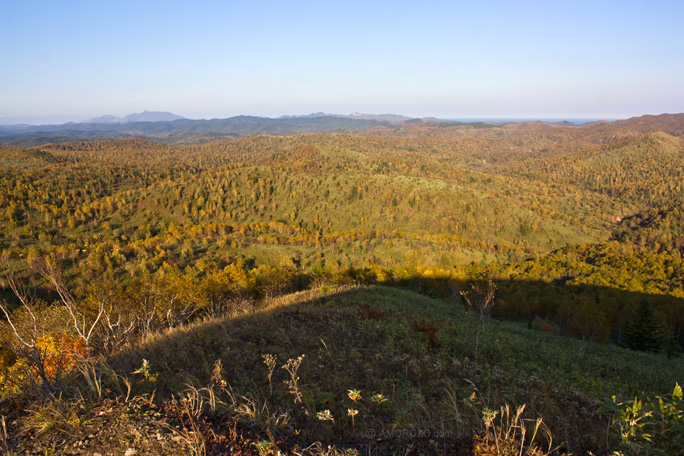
[113,285,684,454]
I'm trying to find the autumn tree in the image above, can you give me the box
[460,275,497,332]
[460,275,497,360]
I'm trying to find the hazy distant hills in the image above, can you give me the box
[84,114,122,124]
[0,115,392,146]
[0,112,682,147]
[82,110,186,124]
[84,111,412,124]
[279,112,413,122]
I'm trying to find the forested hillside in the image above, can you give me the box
[1,114,684,455]
[3,115,684,354]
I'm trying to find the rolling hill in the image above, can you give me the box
[1,113,683,455]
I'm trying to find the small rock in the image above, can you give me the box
[93,453,103,456]
[125,448,137,456]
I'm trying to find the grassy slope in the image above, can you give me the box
[114,285,684,454]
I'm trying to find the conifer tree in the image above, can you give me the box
[622,301,665,353]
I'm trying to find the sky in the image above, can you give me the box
[1,0,683,124]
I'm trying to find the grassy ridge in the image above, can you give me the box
[113,285,683,454]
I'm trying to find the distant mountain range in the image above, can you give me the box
[0,115,394,146]
[278,112,416,122]
[82,110,186,124]
[1,112,682,147]
[276,112,450,123]
[81,111,414,124]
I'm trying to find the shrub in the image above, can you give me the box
[600,383,683,454]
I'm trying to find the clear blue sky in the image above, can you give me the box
[1,0,683,124]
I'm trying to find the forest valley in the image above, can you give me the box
[0,114,683,455]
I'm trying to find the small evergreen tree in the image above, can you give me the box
[622,301,665,353]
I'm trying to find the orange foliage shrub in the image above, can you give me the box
[35,332,87,382]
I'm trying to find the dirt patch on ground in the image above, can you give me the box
[8,398,193,455]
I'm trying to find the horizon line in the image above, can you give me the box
[0,113,658,127]
[4,111,684,127]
